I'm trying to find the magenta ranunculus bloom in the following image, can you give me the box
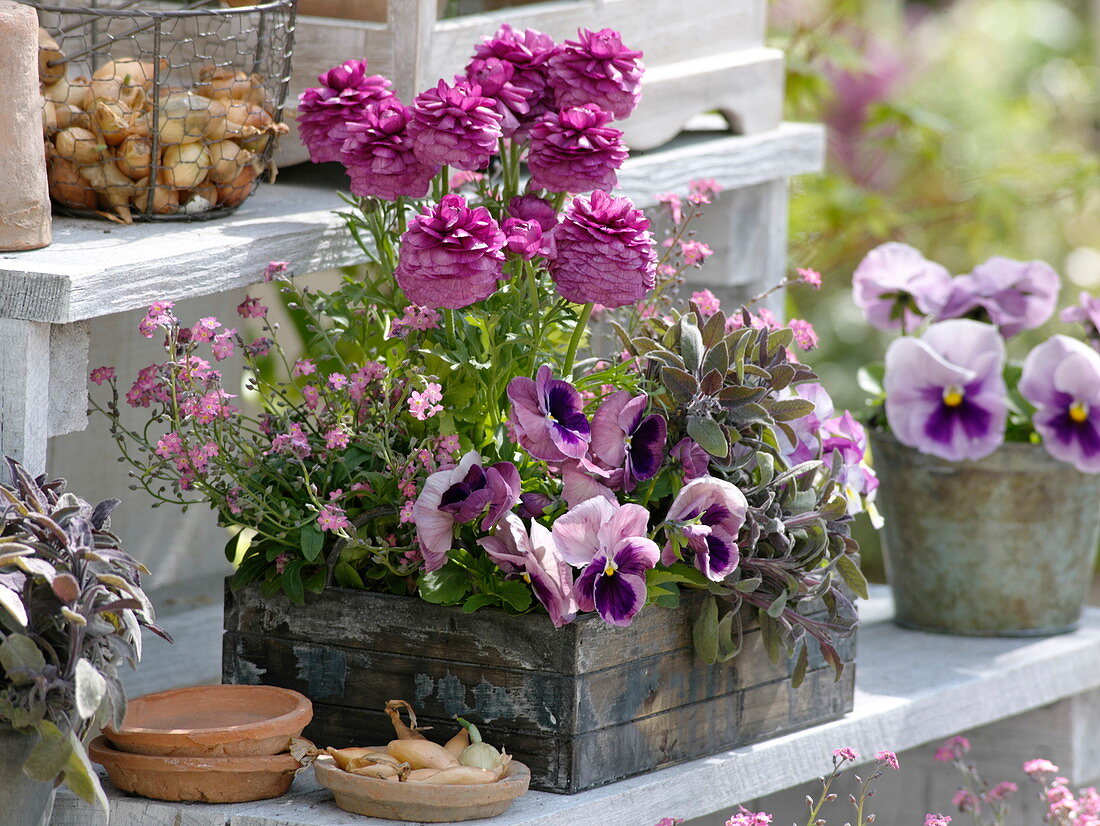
[548,28,644,120]
[408,79,503,171]
[884,319,1008,461]
[465,56,539,138]
[413,451,521,571]
[298,60,394,164]
[1019,335,1100,473]
[472,24,559,131]
[662,476,747,582]
[339,100,439,201]
[552,497,658,626]
[938,256,1061,338]
[478,513,577,627]
[507,365,591,463]
[394,194,506,309]
[590,391,667,492]
[550,190,656,308]
[502,218,545,259]
[507,195,558,232]
[527,105,628,194]
[852,243,952,330]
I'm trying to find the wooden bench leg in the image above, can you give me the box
[0,319,51,474]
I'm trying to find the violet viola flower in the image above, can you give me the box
[662,477,747,582]
[340,99,439,201]
[938,257,1061,338]
[778,382,834,465]
[884,319,1008,461]
[408,79,503,171]
[507,365,592,463]
[821,411,880,520]
[394,194,506,310]
[552,497,659,626]
[1062,291,1100,341]
[412,451,521,571]
[527,105,628,194]
[478,514,578,627]
[560,460,615,508]
[298,60,395,164]
[852,243,952,331]
[671,437,710,480]
[548,28,644,120]
[590,391,667,491]
[1019,335,1100,473]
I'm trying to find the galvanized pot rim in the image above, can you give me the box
[868,428,1089,476]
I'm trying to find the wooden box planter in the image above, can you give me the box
[222,583,856,793]
[279,0,783,166]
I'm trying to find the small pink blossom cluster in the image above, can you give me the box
[390,305,442,337]
[408,382,444,421]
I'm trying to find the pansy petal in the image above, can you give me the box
[593,571,647,627]
[602,502,651,548]
[590,390,631,466]
[561,461,616,508]
[610,536,660,576]
[552,496,617,566]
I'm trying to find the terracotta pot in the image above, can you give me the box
[314,754,530,822]
[88,737,300,803]
[103,684,312,757]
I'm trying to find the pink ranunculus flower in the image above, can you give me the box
[297,59,395,164]
[478,513,577,628]
[464,55,538,138]
[395,194,507,309]
[852,242,952,331]
[527,104,627,194]
[663,477,747,582]
[550,189,656,308]
[548,28,644,120]
[552,497,658,626]
[508,194,559,233]
[412,451,522,572]
[341,99,440,201]
[502,218,545,259]
[471,24,559,133]
[938,256,1061,338]
[408,79,503,171]
[884,320,1007,461]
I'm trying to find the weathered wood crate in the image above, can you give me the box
[223,583,856,793]
[279,0,782,165]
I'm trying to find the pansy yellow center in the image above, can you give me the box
[603,560,617,577]
[942,385,965,408]
[522,572,532,584]
[1070,401,1089,423]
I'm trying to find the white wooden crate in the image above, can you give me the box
[278,0,781,165]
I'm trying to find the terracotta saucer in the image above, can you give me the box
[103,684,312,757]
[313,753,531,822]
[89,736,300,803]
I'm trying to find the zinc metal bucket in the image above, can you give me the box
[0,726,57,826]
[870,431,1100,636]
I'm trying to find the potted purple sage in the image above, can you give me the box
[853,242,1100,636]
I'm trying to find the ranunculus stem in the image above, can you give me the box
[563,302,593,379]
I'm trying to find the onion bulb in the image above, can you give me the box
[38,29,65,84]
[92,57,166,92]
[43,76,93,111]
[48,155,98,210]
[162,142,209,190]
[157,92,220,145]
[215,159,259,208]
[54,127,103,166]
[182,181,217,214]
[207,140,252,185]
[116,134,151,180]
[133,171,178,215]
[79,159,135,223]
[94,100,133,146]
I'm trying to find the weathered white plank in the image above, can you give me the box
[0,318,51,474]
[47,321,89,438]
[50,587,1100,826]
[0,123,823,326]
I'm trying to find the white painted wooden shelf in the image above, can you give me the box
[0,123,823,325]
[51,585,1100,826]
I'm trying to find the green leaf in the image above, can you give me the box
[715,609,743,663]
[61,729,108,812]
[74,657,106,720]
[857,362,885,398]
[768,399,817,422]
[417,562,469,606]
[24,720,68,782]
[692,595,719,665]
[300,524,325,562]
[687,416,728,458]
[0,585,27,627]
[791,643,809,689]
[462,593,499,613]
[661,366,698,405]
[733,576,762,593]
[837,554,870,600]
[333,561,366,590]
[766,590,788,619]
[680,320,704,374]
[283,560,305,604]
[494,580,533,613]
[0,634,44,681]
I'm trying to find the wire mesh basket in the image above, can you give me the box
[32,0,296,223]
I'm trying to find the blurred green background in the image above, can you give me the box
[769,0,1100,579]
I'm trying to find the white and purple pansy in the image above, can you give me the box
[552,497,659,627]
[884,319,1007,462]
[662,477,747,582]
[507,365,592,463]
[412,451,521,571]
[590,391,667,492]
[1019,335,1100,473]
[852,242,952,331]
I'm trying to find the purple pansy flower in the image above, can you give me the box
[340,99,439,201]
[552,497,658,626]
[821,411,880,519]
[479,513,577,627]
[408,79,503,171]
[298,60,395,164]
[884,319,1008,461]
[777,382,835,465]
[1019,335,1100,473]
[937,256,1061,338]
[550,189,656,308]
[561,460,615,508]
[412,451,521,571]
[1062,291,1100,341]
[527,105,628,194]
[662,477,747,582]
[507,366,592,463]
[394,194,506,309]
[547,28,644,120]
[590,391,667,491]
[852,243,953,331]
[517,491,553,519]
[671,437,710,480]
